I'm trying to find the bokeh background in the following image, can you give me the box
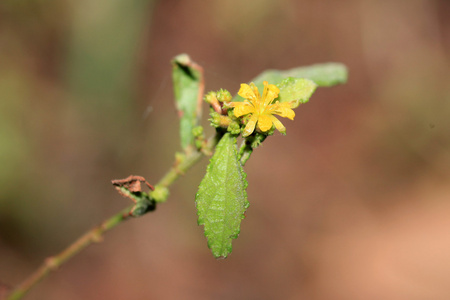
[1,0,450,299]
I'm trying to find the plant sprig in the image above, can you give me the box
[5,54,347,299]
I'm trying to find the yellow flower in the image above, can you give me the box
[230,81,295,137]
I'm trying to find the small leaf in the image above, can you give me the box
[252,62,348,87]
[232,62,347,102]
[196,133,249,258]
[172,54,204,150]
[277,77,317,108]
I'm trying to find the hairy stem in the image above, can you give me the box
[6,133,221,300]
[238,133,267,166]
[239,140,252,166]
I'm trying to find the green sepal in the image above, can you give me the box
[196,133,249,258]
[227,121,241,135]
[172,54,204,150]
[216,89,232,102]
[277,77,317,108]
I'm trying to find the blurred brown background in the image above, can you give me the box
[1,0,450,299]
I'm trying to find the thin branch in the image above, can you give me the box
[6,205,132,300]
[6,133,221,300]
[157,133,221,190]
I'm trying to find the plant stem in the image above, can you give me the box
[6,133,220,300]
[6,205,133,300]
[158,133,220,189]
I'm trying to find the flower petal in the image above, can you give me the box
[242,114,258,137]
[232,102,255,118]
[270,115,286,134]
[238,83,257,101]
[257,114,273,132]
[273,102,295,120]
[262,81,280,106]
[249,82,260,100]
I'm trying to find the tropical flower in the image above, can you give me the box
[229,81,295,137]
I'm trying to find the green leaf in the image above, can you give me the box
[172,54,204,150]
[196,133,249,258]
[252,62,348,87]
[277,77,318,108]
[232,62,347,102]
